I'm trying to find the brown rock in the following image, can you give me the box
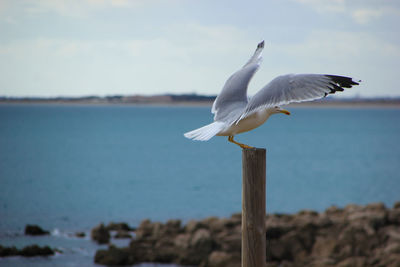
[388,209,400,224]
[185,220,206,233]
[24,225,50,236]
[91,223,110,244]
[19,245,55,257]
[135,219,154,239]
[346,204,388,233]
[75,232,85,238]
[325,205,343,214]
[93,203,400,267]
[94,245,134,265]
[344,204,363,213]
[206,217,231,233]
[0,245,19,257]
[114,230,132,239]
[335,225,379,258]
[164,219,182,235]
[174,233,191,249]
[365,202,386,211]
[216,230,241,253]
[208,251,238,267]
[336,257,367,267]
[312,236,337,258]
[106,222,133,231]
[1,245,55,258]
[379,253,400,267]
[191,228,213,249]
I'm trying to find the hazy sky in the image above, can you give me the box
[1,0,399,97]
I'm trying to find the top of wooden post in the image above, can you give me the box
[242,147,266,153]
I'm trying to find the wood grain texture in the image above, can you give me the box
[242,148,266,267]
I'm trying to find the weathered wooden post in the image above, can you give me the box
[242,148,266,267]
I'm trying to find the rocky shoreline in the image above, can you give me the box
[2,202,399,266]
[0,245,55,257]
[94,202,400,267]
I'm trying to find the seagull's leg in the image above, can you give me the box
[228,136,254,149]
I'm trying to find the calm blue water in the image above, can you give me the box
[1,104,400,266]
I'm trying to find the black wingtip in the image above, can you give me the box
[325,75,360,87]
[257,40,265,49]
[323,75,360,96]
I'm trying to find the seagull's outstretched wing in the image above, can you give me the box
[212,41,265,124]
[238,74,360,121]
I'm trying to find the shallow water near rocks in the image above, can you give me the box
[1,104,399,266]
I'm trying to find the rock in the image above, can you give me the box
[200,217,238,234]
[162,219,182,236]
[106,222,133,231]
[129,239,156,262]
[75,232,85,238]
[346,204,387,234]
[135,219,162,240]
[114,230,132,239]
[174,233,191,249]
[383,242,400,255]
[325,206,346,224]
[185,220,205,233]
[93,202,400,267]
[366,202,386,211]
[344,204,363,213]
[91,223,110,244]
[0,245,18,257]
[19,245,55,257]
[379,253,400,267]
[388,209,400,224]
[269,226,315,263]
[24,225,49,236]
[335,225,379,259]
[393,201,400,209]
[312,236,337,258]
[266,225,292,239]
[94,245,135,265]
[153,240,178,263]
[336,257,367,267]
[385,226,400,242]
[325,205,343,214]
[190,228,213,250]
[216,231,241,253]
[0,245,55,257]
[208,251,238,267]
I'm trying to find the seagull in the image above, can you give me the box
[184,41,360,149]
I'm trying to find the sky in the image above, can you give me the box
[0,0,399,97]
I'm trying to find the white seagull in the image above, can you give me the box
[184,41,360,149]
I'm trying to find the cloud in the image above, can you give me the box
[352,7,400,24]
[261,30,400,97]
[0,23,254,96]
[21,0,182,16]
[294,0,346,13]
[292,0,400,25]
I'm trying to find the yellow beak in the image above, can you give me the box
[279,109,291,115]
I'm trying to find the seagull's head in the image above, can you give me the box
[273,106,291,116]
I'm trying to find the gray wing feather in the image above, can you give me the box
[239,74,359,121]
[212,41,264,124]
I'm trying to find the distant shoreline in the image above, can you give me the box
[1,93,400,108]
[1,100,400,108]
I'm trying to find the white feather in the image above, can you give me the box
[184,121,226,141]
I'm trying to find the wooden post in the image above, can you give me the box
[242,148,266,267]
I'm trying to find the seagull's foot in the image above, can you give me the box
[239,143,254,149]
[228,136,254,149]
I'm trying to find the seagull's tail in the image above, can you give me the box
[184,121,226,141]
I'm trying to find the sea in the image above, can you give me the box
[0,104,399,266]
